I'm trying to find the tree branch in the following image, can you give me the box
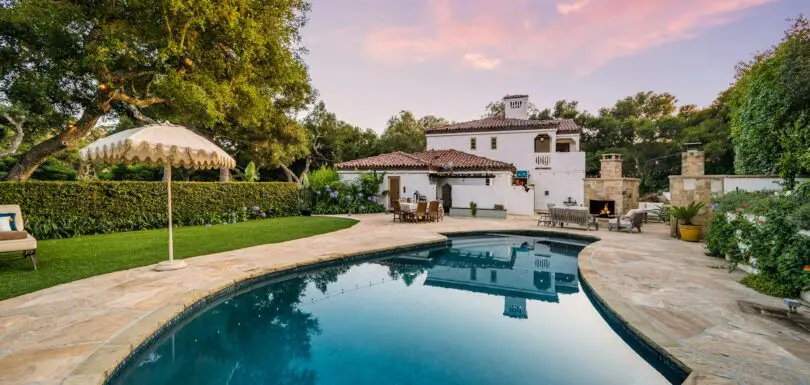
[0,113,25,157]
[125,104,158,124]
[110,91,166,107]
[279,163,300,184]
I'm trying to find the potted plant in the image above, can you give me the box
[671,201,705,242]
[470,201,478,217]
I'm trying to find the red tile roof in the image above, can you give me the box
[424,117,580,135]
[335,149,514,172]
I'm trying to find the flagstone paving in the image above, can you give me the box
[0,214,808,385]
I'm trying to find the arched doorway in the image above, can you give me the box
[441,183,452,213]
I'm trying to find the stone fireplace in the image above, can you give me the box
[583,154,640,217]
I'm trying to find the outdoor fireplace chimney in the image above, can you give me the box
[600,153,623,179]
[682,142,705,177]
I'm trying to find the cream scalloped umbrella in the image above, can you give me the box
[80,123,236,271]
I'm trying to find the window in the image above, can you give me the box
[491,137,497,150]
[470,137,477,150]
[556,142,571,152]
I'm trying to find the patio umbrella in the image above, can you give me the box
[80,122,236,271]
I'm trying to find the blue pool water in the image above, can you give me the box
[112,233,681,385]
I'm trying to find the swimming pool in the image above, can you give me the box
[110,233,685,385]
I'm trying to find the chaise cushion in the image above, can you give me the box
[0,232,36,253]
[0,231,28,241]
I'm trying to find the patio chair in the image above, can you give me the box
[0,205,38,270]
[392,200,404,222]
[608,209,644,233]
[427,200,441,222]
[413,201,428,223]
[537,203,555,227]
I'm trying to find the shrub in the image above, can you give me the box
[308,166,340,191]
[670,201,705,226]
[310,170,386,215]
[0,181,300,239]
[707,187,810,297]
[740,274,798,298]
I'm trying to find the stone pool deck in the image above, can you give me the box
[0,214,808,385]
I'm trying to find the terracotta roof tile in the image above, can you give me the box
[335,149,514,172]
[410,149,514,171]
[425,117,581,135]
[333,151,427,170]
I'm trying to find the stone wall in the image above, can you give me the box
[584,178,640,216]
[682,150,705,177]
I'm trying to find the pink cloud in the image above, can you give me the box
[557,0,591,15]
[363,0,777,74]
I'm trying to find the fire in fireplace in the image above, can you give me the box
[589,200,616,218]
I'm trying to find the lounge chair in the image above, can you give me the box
[0,205,37,269]
[608,209,644,233]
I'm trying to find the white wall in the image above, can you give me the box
[427,132,586,213]
[427,129,559,171]
[722,177,808,192]
[441,173,511,210]
[505,186,535,215]
[338,170,436,209]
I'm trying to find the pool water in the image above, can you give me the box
[112,234,678,385]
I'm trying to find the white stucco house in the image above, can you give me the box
[335,94,586,216]
[425,94,586,212]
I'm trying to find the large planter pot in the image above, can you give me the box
[679,224,702,242]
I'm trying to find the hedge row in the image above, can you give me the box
[0,181,301,239]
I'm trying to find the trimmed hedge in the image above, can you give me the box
[0,181,300,239]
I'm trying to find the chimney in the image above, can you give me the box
[503,94,529,120]
[682,142,705,177]
[600,153,623,179]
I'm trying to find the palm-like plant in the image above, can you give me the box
[670,201,705,226]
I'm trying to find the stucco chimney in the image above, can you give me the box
[503,94,529,120]
[682,142,705,177]
[600,153,623,179]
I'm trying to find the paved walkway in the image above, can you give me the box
[0,215,808,385]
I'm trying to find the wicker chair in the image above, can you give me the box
[428,200,441,222]
[412,201,428,223]
[392,200,404,222]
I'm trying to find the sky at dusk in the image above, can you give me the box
[301,0,809,132]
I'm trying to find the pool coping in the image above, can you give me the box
[84,228,695,385]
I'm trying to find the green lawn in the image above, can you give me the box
[0,216,357,300]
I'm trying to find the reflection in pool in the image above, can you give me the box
[111,233,680,385]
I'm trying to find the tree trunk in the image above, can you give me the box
[6,109,104,181]
[0,113,25,157]
[219,167,231,182]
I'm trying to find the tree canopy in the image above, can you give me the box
[726,16,810,182]
[0,0,312,180]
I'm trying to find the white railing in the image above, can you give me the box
[535,154,551,168]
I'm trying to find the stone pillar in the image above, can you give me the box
[600,153,623,179]
[682,149,705,177]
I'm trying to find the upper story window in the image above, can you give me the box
[556,142,571,152]
[470,137,477,151]
[491,137,497,150]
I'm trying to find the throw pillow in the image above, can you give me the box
[0,213,16,231]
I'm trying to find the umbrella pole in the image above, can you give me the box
[154,163,187,271]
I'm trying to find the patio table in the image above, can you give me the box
[400,202,418,212]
